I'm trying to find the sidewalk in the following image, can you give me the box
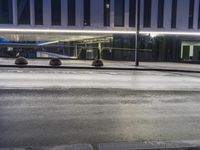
[0,58,200,73]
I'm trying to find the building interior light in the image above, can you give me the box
[38,40,59,46]
[0,28,136,34]
[106,4,110,8]
[140,31,200,36]
[0,28,200,36]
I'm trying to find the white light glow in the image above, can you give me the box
[38,40,59,46]
[140,31,200,36]
[0,28,200,36]
[0,28,136,34]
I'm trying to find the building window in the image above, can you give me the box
[129,0,136,27]
[84,0,90,26]
[114,0,125,27]
[0,0,13,24]
[157,0,164,28]
[68,0,76,26]
[34,0,43,25]
[198,0,200,28]
[188,0,194,29]
[171,0,177,28]
[104,0,110,26]
[143,0,151,27]
[51,0,61,25]
[17,0,30,25]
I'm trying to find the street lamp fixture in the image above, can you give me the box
[106,4,110,9]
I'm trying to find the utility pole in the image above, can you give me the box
[135,0,140,66]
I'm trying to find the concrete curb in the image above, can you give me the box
[0,65,200,73]
[98,140,200,150]
[1,141,200,150]
[0,144,93,150]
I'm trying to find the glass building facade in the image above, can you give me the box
[0,0,199,62]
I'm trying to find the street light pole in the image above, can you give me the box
[135,0,140,66]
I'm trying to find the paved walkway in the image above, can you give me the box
[0,58,200,72]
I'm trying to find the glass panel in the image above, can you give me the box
[51,0,61,25]
[34,0,43,25]
[188,0,194,29]
[198,0,200,28]
[171,0,177,28]
[182,46,190,60]
[157,0,164,28]
[129,0,136,27]
[143,0,151,27]
[17,0,30,25]
[104,0,110,26]
[193,46,200,60]
[68,0,76,26]
[0,0,13,24]
[114,0,125,27]
[84,0,90,26]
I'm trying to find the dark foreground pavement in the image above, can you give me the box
[0,68,200,149]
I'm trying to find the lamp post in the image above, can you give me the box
[135,0,140,66]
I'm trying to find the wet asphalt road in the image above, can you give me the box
[0,68,200,147]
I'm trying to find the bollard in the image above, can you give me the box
[15,57,28,65]
[92,59,104,67]
[49,58,62,66]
